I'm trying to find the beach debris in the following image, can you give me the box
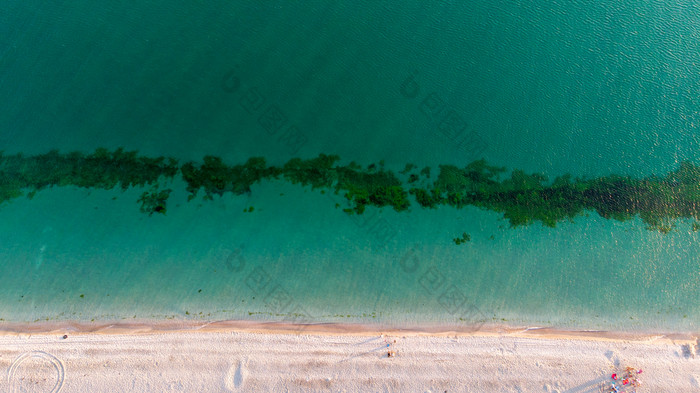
[62,334,68,339]
[601,366,642,392]
[681,343,695,358]
[384,337,398,358]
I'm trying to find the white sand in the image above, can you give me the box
[0,322,698,392]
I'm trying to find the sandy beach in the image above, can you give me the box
[0,321,698,392]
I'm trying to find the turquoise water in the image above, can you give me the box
[1,1,699,332]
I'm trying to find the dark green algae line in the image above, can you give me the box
[2,147,700,237]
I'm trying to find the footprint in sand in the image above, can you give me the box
[604,350,620,367]
[690,374,699,388]
[225,358,247,391]
[543,383,562,393]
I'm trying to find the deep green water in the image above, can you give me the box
[1,1,698,332]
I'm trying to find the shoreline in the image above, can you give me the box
[1,318,697,344]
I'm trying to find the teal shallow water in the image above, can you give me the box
[1,1,699,332]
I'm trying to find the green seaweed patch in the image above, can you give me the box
[399,163,416,174]
[335,166,409,213]
[409,187,442,209]
[434,160,506,195]
[76,148,178,190]
[181,156,279,201]
[0,148,179,207]
[282,154,340,189]
[580,170,700,232]
[369,185,409,211]
[6,149,700,236]
[0,179,24,205]
[427,163,588,229]
[138,186,172,216]
[453,232,471,245]
[420,166,431,178]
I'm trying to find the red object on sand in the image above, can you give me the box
[622,379,629,385]
[611,373,617,380]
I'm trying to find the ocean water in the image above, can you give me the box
[1,1,698,332]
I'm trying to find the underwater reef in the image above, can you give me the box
[2,148,700,237]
